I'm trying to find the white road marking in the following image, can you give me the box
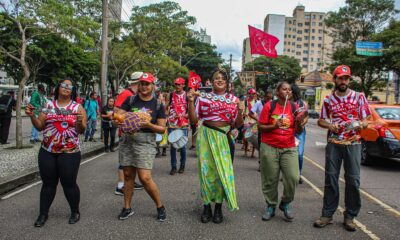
[302,175,380,240]
[304,155,400,218]
[315,141,327,147]
[1,152,106,200]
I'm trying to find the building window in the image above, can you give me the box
[305,15,310,19]
[311,58,314,62]
[303,57,308,61]
[289,28,292,31]
[312,22,316,26]
[292,42,295,46]
[296,44,301,48]
[305,29,309,33]
[296,52,301,56]
[319,37,322,41]
[311,43,315,47]
[305,22,310,26]
[289,20,292,24]
[293,20,296,24]
[297,30,302,34]
[318,44,322,47]
[319,22,323,27]
[303,50,308,54]
[317,58,321,62]
[298,23,303,27]
[297,37,302,41]
[318,29,323,34]
[311,36,315,40]
[292,35,296,39]
[313,15,316,19]
[284,34,287,38]
[312,29,315,33]
[304,36,309,40]
[319,15,323,20]
[304,43,309,47]
[292,50,295,53]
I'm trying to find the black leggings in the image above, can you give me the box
[38,148,81,215]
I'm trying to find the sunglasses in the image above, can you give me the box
[60,83,73,90]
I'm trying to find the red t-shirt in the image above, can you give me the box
[115,89,135,108]
[259,101,297,148]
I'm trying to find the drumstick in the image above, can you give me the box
[281,94,289,118]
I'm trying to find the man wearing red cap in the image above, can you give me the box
[165,77,189,175]
[314,65,371,232]
[117,72,167,221]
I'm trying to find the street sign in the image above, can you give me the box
[356,41,383,56]
[237,71,256,90]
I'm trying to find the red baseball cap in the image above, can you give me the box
[333,65,351,78]
[139,72,155,83]
[174,78,185,85]
[248,88,256,94]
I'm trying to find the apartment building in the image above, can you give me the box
[264,14,286,55]
[242,38,252,70]
[283,5,333,73]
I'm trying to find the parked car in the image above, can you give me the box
[360,104,400,165]
[307,109,320,119]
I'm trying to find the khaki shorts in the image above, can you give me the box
[119,132,157,169]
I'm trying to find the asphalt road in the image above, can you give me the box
[0,123,399,239]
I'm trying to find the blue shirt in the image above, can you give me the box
[84,99,99,120]
[251,100,265,117]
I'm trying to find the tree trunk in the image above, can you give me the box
[16,62,30,148]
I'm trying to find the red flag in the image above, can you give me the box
[248,25,279,58]
[188,71,201,89]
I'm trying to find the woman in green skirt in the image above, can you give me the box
[188,68,244,224]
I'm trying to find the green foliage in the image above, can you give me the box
[183,37,223,82]
[243,56,301,91]
[325,82,334,90]
[325,0,398,44]
[374,20,400,75]
[325,0,398,97]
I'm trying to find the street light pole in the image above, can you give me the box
[100,0,109,107]
[183,51,206,67]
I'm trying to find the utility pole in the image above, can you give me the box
[100,0,109,107]
[229,54,232,80]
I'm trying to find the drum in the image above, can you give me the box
[156,134,163,142]
[168,129,188,149]
[172,135,188,149]
[244,124,259,150]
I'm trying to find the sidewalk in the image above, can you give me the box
[0,132,107,194]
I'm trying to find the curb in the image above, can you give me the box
[0,144,114,196]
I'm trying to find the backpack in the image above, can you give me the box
[268,99,296,121]
[0,96,12,114]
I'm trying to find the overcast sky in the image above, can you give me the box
[126,0,399,71]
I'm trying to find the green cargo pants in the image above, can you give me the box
[260,143,299,206]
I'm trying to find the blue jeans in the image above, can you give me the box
[31,126,39,140]
[85,119,97,139]
[168,128,188,169]
[295,128,306,174]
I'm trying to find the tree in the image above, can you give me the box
[325,0,398,97]
[374,20,400,76]
[108,1,196,92]
[0,0,100,148]
[182,37,224,82]
[243,56,301,91]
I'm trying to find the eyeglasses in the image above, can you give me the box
[60,83,73,90]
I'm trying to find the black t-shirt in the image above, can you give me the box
[0,95,16,117]
[121,95,166,133]
[101,105,114,122]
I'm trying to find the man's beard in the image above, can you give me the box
[335,84,348,92]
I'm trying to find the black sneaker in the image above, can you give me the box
[157,206,166,222]
[134,182,144,190]
[114,187,124,196]
[105,147,110,153]
[118,208,134,220]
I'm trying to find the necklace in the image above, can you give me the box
[200,92,233,104]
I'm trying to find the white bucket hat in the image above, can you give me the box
[128,71,143,84]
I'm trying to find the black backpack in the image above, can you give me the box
[268,99,296,121]
[0,96,12,114]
